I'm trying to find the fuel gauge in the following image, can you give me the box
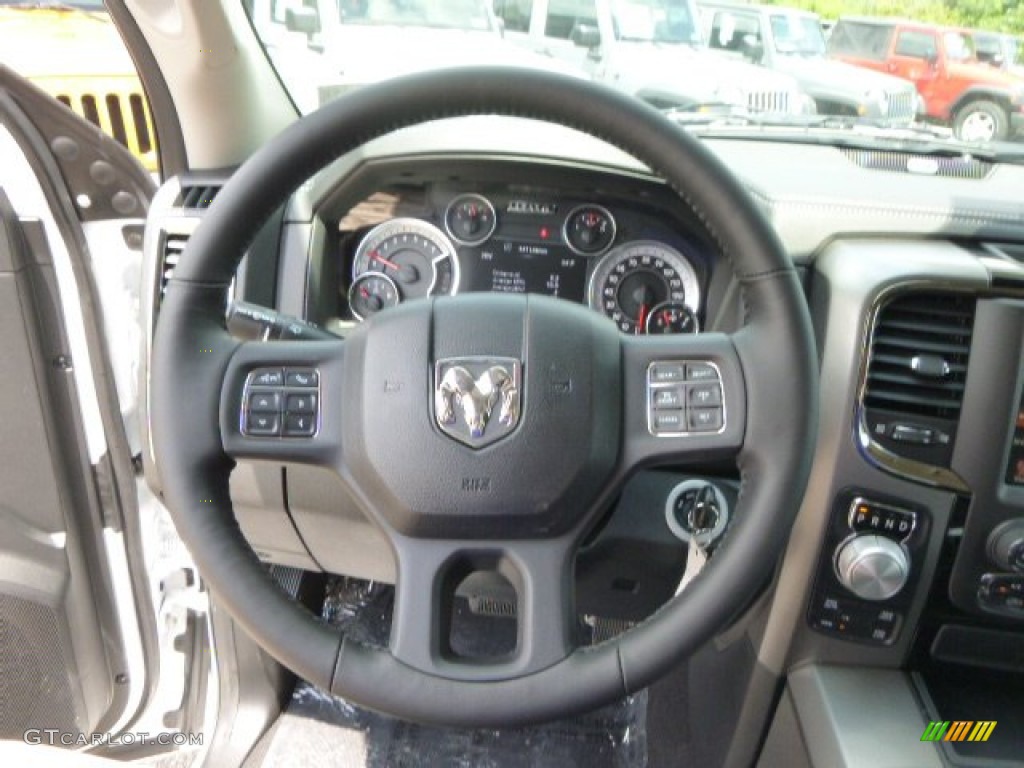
[645,302,699,335]
[349,273,400,320]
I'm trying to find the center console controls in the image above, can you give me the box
[808,491,929,645]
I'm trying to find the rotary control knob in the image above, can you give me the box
[834,535,909,601]
[987,519,1024,573]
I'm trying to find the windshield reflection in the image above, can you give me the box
[338,0,494,32]
[611,0,701,45]
[770,14,825,56]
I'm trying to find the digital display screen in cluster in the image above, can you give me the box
[458,240,588,303]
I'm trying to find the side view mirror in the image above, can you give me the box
[285,6,321,37]
[570,23,602,49]
[926,52,939,69]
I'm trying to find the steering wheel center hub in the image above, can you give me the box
[341,293,622,538]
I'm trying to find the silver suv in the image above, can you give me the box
[494,0,810,116]
[699,2,921,124]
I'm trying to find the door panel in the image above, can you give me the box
[0,189,114,738]
[0,65,158,743]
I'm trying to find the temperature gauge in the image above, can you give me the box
[444,193,497,246]
[349,273,400,320]
[645,302,699,335]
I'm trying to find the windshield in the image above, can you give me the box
[337,0,494,32]
[770,13,826,55]
[610,0,701,44]
[246,0,1024,155]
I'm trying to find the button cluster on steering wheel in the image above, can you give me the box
[647,361,725,436]
[241,367,320,438]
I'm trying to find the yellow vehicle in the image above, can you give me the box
[0,0,157,171]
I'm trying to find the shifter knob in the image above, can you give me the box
[835,535,909,601]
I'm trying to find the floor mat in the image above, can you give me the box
[252,577,648,767]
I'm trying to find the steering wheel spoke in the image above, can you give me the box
[219,337,346,468]
[388,535,575,681]
[620,332,746,470]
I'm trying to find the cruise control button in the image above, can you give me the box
[286,369,319,388]
[248,391,281,413]
[686,363,718,382]
[650,363,685,383]
[246,412,280,436]
[688,407,723,431]
[250,368,284,387]
[652,387,682,409]
[284,413,316,437]
[653,410,685,432]
[688,383,722,407]
[285,393,317,414]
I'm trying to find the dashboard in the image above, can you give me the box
[140,127,1024,765]
[317,159,720,335]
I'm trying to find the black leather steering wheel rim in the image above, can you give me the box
[150,67,817,727]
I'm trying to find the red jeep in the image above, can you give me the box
[828,17,1024,142]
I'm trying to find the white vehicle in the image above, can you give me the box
[248,0,589,111]
[494,0,811,115]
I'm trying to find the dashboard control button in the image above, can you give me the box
[250,368,284,387]
[652,387,682,409]
[286,369,319,388]
[890,423,934,444]
[650,363,685,383]
[685,363,717,382]
[687,383,722,407]
[834,534,910,601]
[688,407,723,432]
[283,413,316,437]
[245,412,280,437]
[248,391,281,413]
[285,393,317,415]
[653,411,685,432]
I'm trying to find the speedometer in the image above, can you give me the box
[588,241,700,334]
[352,218,459,300]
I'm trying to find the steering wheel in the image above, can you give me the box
[150,68,816,727]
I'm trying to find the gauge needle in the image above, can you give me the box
[360,286,370,299]
[370,251,400,271]
[636,303,649,335]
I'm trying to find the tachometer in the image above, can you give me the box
[352,218,459,299]
[588,241,700,334]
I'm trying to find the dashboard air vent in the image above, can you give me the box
[841,149,992,180]
[158,233,189,306]
[178,185,220,210]
[862,291,976,469]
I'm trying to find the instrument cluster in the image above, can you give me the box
[342,189,706,335]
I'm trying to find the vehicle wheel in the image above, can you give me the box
[953,100,1009,142]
